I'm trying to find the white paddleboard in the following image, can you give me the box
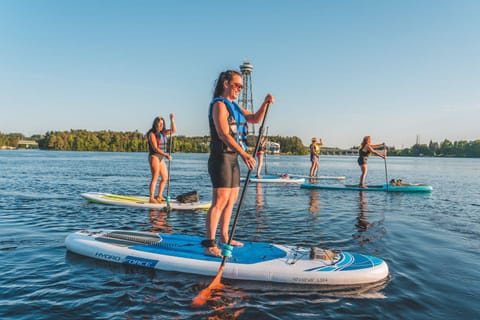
[294,175,346,180]
[81,192,211,210]
[66,229,389,285]
[241,174,305,184]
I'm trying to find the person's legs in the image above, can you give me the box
[156,160,168,201]
[309,161,315,177]
[219,187,243,247]
[312,159,319,176]
[149,156,161,203]
[256,153,264,177]
[310,157,318,177]
[359,164,368,187]
[204,187,231,256]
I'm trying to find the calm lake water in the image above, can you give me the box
[1,150,479,319]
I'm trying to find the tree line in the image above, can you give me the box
[1,131,479,157]
[386,139,480,157]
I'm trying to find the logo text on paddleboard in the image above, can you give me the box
[95,252,121,262]
[124,256,158,268]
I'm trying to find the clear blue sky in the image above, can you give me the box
[1,0,479,148]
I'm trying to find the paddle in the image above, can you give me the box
[192,103,271,307]
[264,126,268,175]
[165,118,174,211]
[383,145,388,192]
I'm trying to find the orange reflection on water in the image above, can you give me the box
[149,209,173,234]
[308,189,320,214]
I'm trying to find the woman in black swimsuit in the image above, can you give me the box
[146,114,176,203]
[358,136,385,188]
[256,136,267,178]
[204,70,274,257]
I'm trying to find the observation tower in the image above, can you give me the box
[239,60,255,135]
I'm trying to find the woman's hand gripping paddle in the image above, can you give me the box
[191,103,271,307]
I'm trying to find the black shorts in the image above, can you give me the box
[357,156,368,166]
[208,152,240,188]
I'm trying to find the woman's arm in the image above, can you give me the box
[164,113,177,135]
[169,113,177,134]
[371,142,385,149]
[244,94,274,124]
[368,145,386,158]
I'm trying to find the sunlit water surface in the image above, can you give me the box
[1,151,478,319]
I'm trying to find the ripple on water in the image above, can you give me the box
[1,152,479,319]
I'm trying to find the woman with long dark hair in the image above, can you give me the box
[146,114,176,203]
[204,70,274,257]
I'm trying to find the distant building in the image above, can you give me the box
[266,141,280,154]
[17,140,39,149]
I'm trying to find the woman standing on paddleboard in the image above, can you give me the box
[204,70,274,257]
[256,136,267,178]
[147,114,176,203]
[309,137,323,177]
[358,135,385,188]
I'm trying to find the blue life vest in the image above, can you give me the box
[157,132,167,152]
[208,97,249,153]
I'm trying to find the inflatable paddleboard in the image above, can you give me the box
[300,183,432,192]
[295,175,346,180]
[241,174,305,184]
[81,192,211,210]
[65,229,389,285]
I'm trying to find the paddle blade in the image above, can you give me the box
[191,266,225,307]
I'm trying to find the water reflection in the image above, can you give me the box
[356,191,370,232]
[255,183,264,213]
[353,192,386,246]
[308,189,320,214]
[149,209,173,234]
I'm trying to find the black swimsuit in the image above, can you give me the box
[147,131,165,161]
[357,148,371,166]
[208,152,240,188]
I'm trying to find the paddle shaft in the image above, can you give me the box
[264,126,268,175]
[165,120,174,209]
[384,146,388,192]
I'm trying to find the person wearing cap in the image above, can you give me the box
[309,137,323,177]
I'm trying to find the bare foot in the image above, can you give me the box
[204,246,222,257]
[156,197,165,203]
[221,239,244,247]
[149,198,159,203]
